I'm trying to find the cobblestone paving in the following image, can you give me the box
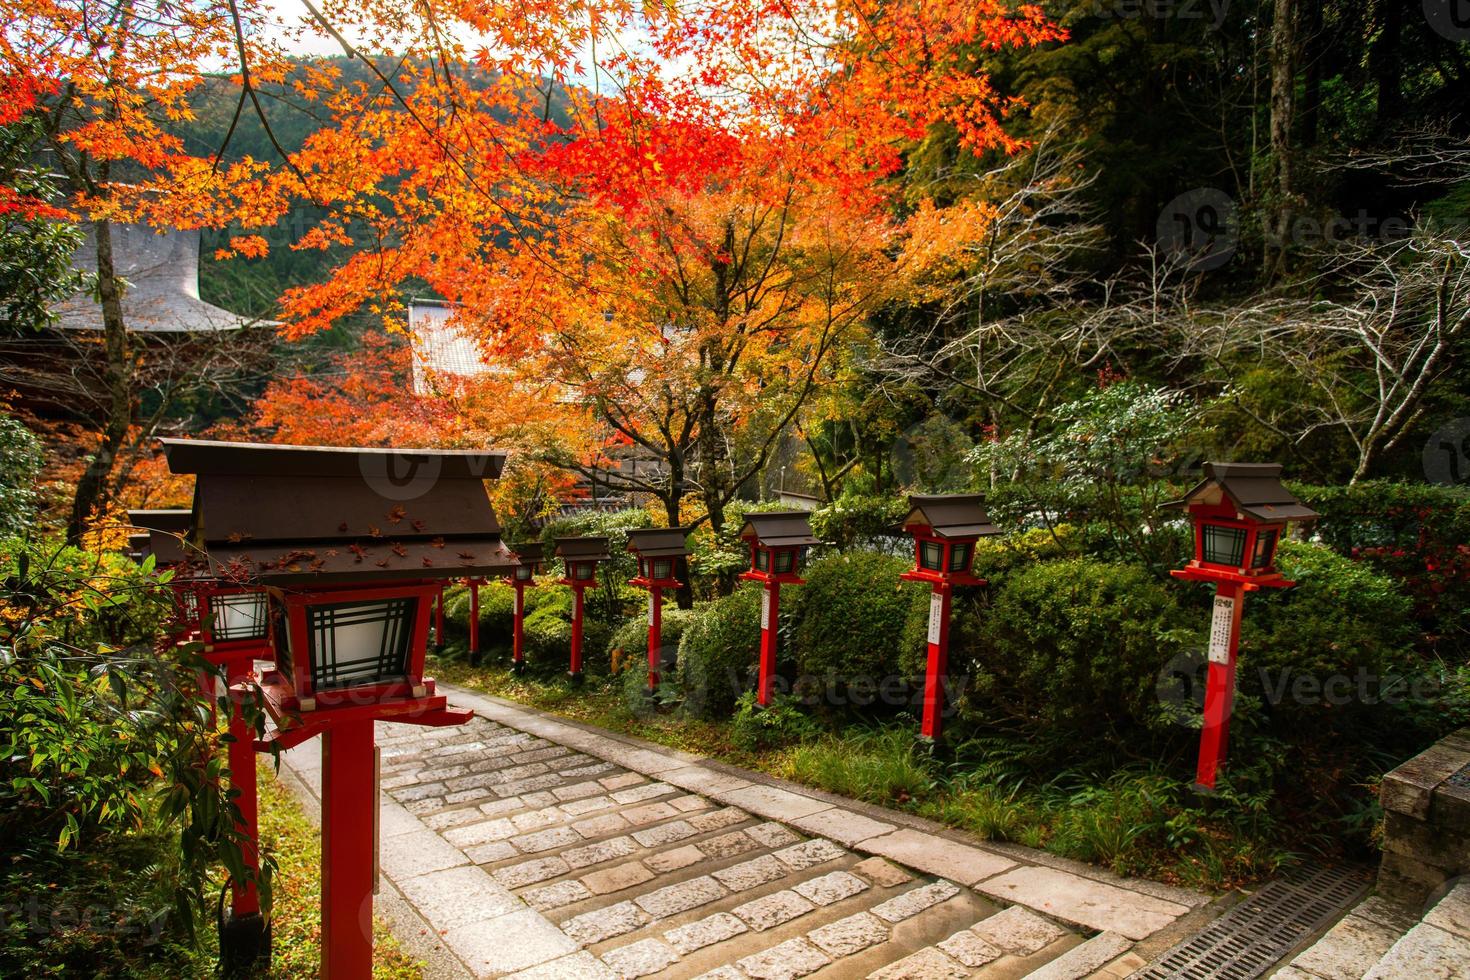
[277,688,1210,979]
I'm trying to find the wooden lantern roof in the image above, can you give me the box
[625,527,692,558]
[738,511,820,548]
[555,536,612,562]
[511,541,546,564]
[160,438,514,585]
[1164,462,1319,523]
[901,494,1002,539]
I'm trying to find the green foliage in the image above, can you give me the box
[969,384,1198,565]
[1244,540,1417,682]
[676,588,761,718]
[731,691,819,751]
[0,537,266,965]
[0,121,88,334]
[790,552,926,686]
[606,607,696,675]
[809,494,907,552]
[890,414,974,490]
[0,416,44,537]
[781,726,935,807]
[691,499,796,586]
[1293,481,1470,659]
[537,508,651,583]
[518,602,613,678]
[969,557,1193,739]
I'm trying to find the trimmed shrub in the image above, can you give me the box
[677,588,762,718]
[606,607,696,674]
[791,552,927,685]
[519,604,614,679]
[969,557,1194,736]
[1242,540,1417,680]
[1293,481,1470,658]
[1234,540,1449,738]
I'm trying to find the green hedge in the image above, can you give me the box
[607,607,697,674]
[968,557,1194,736]
[677,588,762,718]
[789,552,929,683]
[1293,481,1470,658]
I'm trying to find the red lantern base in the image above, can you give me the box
[233,682,470,980]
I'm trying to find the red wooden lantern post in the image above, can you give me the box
[626,528,693,695]
[555,537,610,684]
[738,512,820,706]
[131,508,275,971]
[898,495,1002,742]
[1164,462,1318,792]
[194,579,275,970]
[163,439,514,979]
[505,542,544,674]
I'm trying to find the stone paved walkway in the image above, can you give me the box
[274,684,1215,979]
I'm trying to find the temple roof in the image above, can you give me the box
[52,224,267,333]
[408,299,501,396]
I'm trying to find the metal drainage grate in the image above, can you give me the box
[1132,863,1372,980]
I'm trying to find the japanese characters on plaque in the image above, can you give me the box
[1208,595,1236,665]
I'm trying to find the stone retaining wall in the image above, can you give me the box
[1378,727,1470,907]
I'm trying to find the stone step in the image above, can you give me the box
[1358,881,1470,980]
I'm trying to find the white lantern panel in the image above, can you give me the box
[307,597,416,689]
[214,591,270,641]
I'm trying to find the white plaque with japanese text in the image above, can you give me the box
[1208,595,1236,665]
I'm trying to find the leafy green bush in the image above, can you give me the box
[1243,540,1417,682]
[1233,541,1464,754]
[969,557,1193,737]
[690,499,801,592]
[676,588,761,718]
[791,552,928,685]
[0,538,263,967]
[0,416,43,537]
[1293,481,1470,659]
[520,603,614,678]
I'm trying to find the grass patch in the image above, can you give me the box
[257,763,422,979]
[781,727,935,807]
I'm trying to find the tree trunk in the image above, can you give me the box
[67,220,132,545]
[1266,0,1298,280]
[663,483,695,610]
[1300,0,1322,147]
[1371,0,1402,130]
